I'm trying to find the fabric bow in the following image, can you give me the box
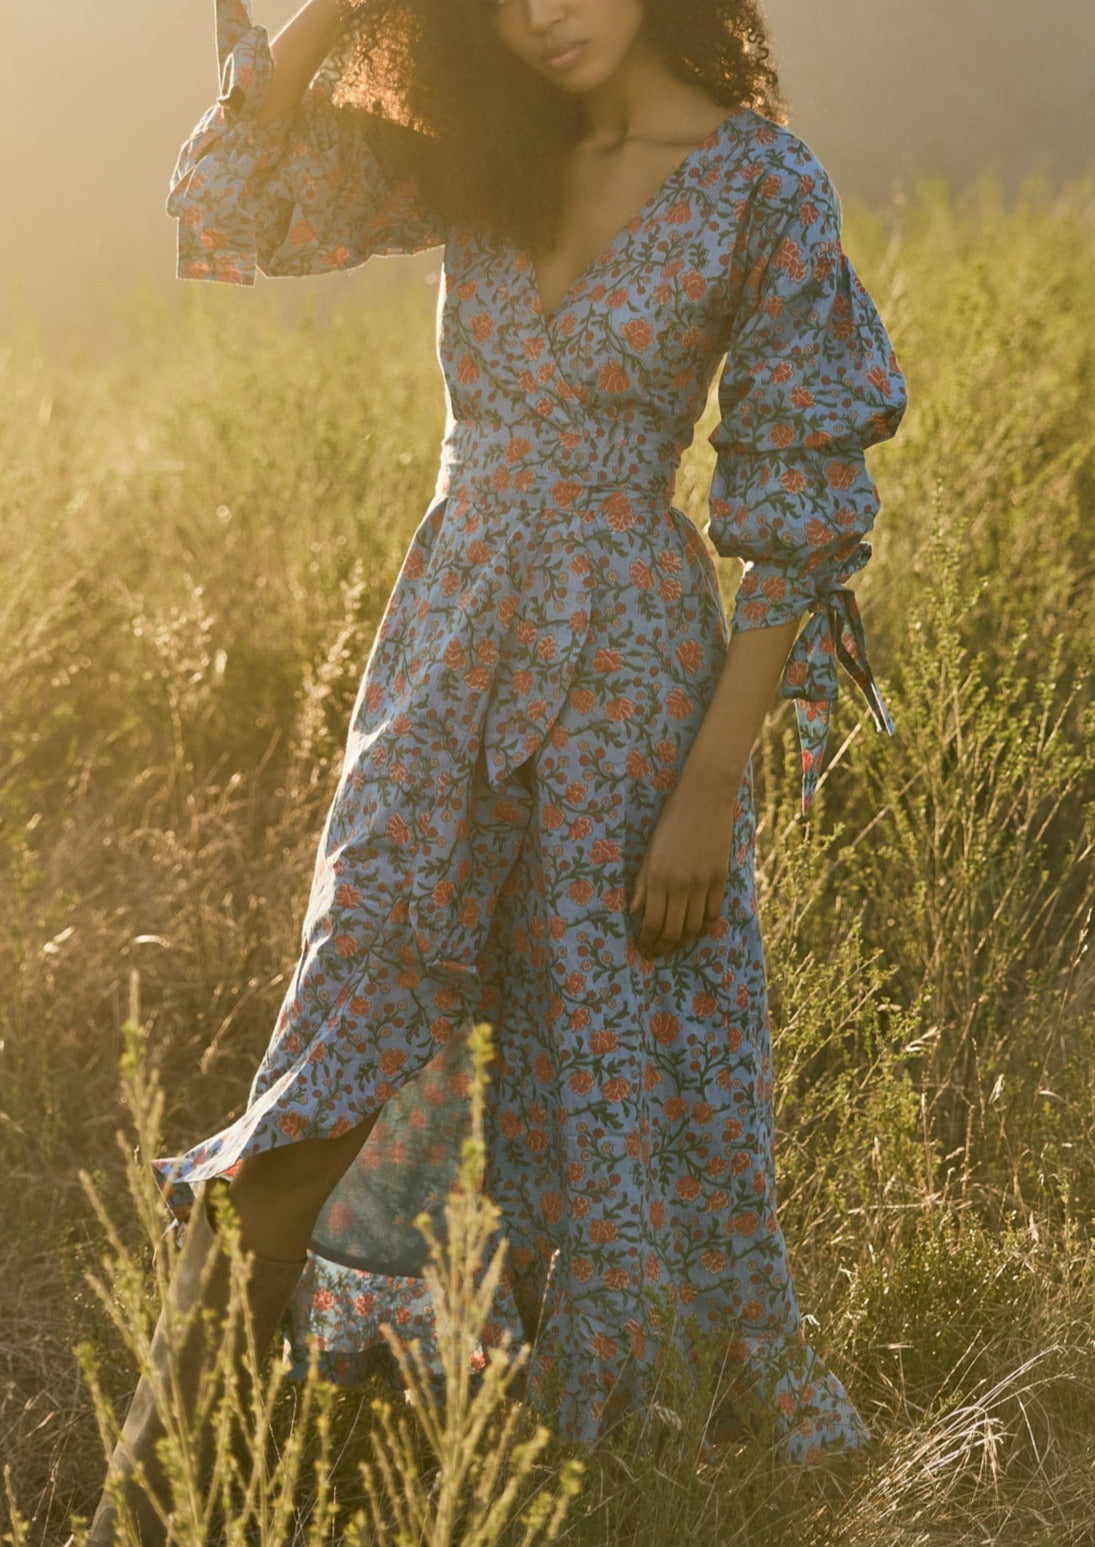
[780,583,895,818]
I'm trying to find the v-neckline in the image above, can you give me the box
[518,108,744,330]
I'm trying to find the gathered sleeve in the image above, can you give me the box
[706,147,907,815]
[168,0,449,285]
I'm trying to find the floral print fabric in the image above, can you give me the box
[158,0,906,1460]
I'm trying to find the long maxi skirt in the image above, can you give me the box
[154,495,867,1458]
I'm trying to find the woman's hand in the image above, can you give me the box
[628,769,738,958]
[628,615,801,958]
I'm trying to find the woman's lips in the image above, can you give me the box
[541,41,587,72]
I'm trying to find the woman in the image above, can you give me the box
[84,0,905,1537]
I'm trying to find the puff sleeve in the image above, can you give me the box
[168,0,448,285]
[706,146,907,815]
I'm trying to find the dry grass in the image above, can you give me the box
[2,178,1094,1544]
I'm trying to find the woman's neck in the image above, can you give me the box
[574,35,723,150]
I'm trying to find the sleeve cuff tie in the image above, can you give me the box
[781,579,895,819]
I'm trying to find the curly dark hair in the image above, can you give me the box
[325,0,783,253]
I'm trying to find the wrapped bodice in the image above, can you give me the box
[166,3,906,813]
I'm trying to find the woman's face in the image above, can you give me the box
[484,0,649,94]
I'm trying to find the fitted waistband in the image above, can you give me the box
[435,419,681,512]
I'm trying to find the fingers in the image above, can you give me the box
[634,887,667,957]
[631,855,689,956]
[651,894,688,958]
[684,891,709,942]
[629,838,728,959]
[635,885,720,959]
[628,864,647,918]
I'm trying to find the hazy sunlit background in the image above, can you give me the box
[4,0,1094,355]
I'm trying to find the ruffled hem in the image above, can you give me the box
[278,1253,867,1462]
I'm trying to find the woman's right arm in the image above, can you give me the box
[254,0,343,127]
[169,0,447,284]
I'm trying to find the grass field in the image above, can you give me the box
[2,177,1094,1544]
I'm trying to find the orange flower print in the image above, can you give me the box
[598,362,630,394]
[470,312,494,342]
[541,1191,565,1224]
[605,498,635,532]
[551,480,584,508]
[675,639,705,673]
[622,318,654,352]
[827,461,859,490]
[443,638,467,670]
[773,236,808,282]
[650,1012,681,1045]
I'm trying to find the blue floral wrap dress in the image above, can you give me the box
[158,0,907,1460]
